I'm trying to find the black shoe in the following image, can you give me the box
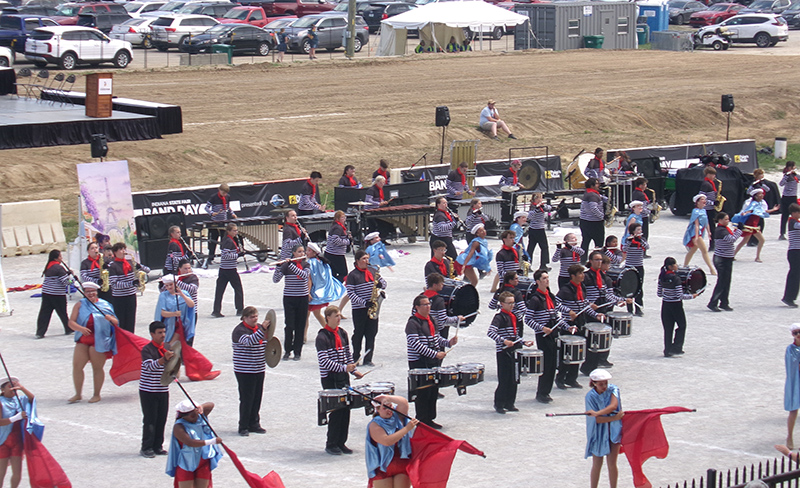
[579,368,590,377]
[536,395,553,404]
[707,304,722,313]
[643,254,652,259]
[325,446,343,455]
[292,354,301,361]
[720,305,734,311]
[780,235,788,241]
[34,335,44,340]
[363,361,375,367]
[437,392,445,399]
[339,445,353,455]
[494,406,506,414]
[282,352,291,361]
[249,426,266,434]
[139,449,156,458]
[599,360,614,368]
[505,405,519,412]
[508,134,517,140]
[238,429,250,437]
[664,351,674,358]
[671,349,685,356]
[425,421,443,430]
[556,381,567,390]
[211,311,224,318]
[783,299,799,308]
[634,311,644,317]
[236,310,243,316]
[153,448,168,456]
[566,381,583,389]
[542,265,552,272]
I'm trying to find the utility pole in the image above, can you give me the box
[345,0,356,58]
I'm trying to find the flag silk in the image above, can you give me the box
[109,326,150,385]
[406,422,485,488]
[177,322,221,381]
[620,407,693,488]
[24,431,71,488]
[222,444,286,488]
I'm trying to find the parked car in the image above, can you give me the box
[361,1,414,33]
[327,0,378,15]
[1,4,58,16]
[50,2,129,25]
[782,2,800,28]
[715,12,788,45]
[0,14,59,53]
[668,0,708,23]
[739,0,791,13]
[25,25,133,68]
[149,13,217,50]
[689,2,743,25]
[219,6,271,27]
[0,44,13,65]
[76,11,133,33]
[109,16,157,47]
[263,15,297,32]
[175,2,237,19]
[123,1,167,18]
[285,13,368,52]
[238,0,334,17]
[179,23,274,54]
[142,0,234,18]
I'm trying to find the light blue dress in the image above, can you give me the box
[367,241,396,268]
[456,236,493,272]
[365,412,412,478]
[785,343,800,411]
[308,257,346,306]
[682,208,709,247]
[0,394,44,444]
[155,290,196,342]
[622,212,644,242]
[166,417,223,477]
[74,297,117,354]
[585,384,622,458]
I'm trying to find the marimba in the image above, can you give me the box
[360,204,434,241]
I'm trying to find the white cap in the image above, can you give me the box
[589,369,612,382]
[750,188,764,196]
[791,323,800,332]
[692,194,705,203]
[471,223,485,235]
[365,232,380,241]
[513,211,527,220]
[307,242,321,254]
[629,200,644,208]
[82,282,100,290]
[160,274,176,283]
[175,400,195,414]
[0,376,18,389]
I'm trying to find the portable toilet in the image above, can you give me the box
[637,0,669,33]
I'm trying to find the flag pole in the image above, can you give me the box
[0,349,23,410]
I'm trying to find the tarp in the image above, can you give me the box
[377,1,529,56]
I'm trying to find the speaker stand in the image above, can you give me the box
[439,125,447,165]
[726,112,731,141]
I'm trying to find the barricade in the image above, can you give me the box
[1,199,66,256]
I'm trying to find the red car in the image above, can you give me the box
[689,2,744,26]
[49,2,129,26]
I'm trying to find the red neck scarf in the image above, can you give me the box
[346,175,358,187]
[704,177,717,192]
[229,235,240,251]
[414,312,436,337]
[593,268,603,288]
[586,188,601,196]
[151,340,166,358]
[630,236,643,249]
[502,244,518,262]
[423,289,438,299]
[170,238,182,251]
[510,167,518,185]
[307,179,317,197]
[565,244,578,262]
[87,256,101,270]
[115,256,132,275]
[572,281,584,301]
[324,325,342,349]
[501,308,518,336]
[285,222,302,238]
[594,157,605,171]
[440,208,453,221]
[243,321,263,344]
[640,190,650,202]
[457,168,466,186]
[723,225,734,235]
[431,257,448,276]
[377,168,387,179]
[46,260,61,271]
[537,288,554,309]
[377,186,385,202]
[218,191,228,209]
[357,264,373,282]
[336,221,348,234]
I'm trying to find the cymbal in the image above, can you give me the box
[519,164,540,189]
[265,337,282,368]
[500,185,519,193]
[348,201,370,206]
[160,339,182,386]
[265,308,277,341]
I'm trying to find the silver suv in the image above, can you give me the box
[149,13,218,50]
[285,13,369,53]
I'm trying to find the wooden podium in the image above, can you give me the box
[85,73,113,118]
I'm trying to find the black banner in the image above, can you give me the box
[131,179,307,228]
[608,139,758,175]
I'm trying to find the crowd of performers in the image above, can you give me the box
[9,158,800,488]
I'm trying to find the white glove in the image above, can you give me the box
[204,438,218,446]
[9,412,23,423]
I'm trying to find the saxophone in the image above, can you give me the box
[446,256,455,279]
[367,267,385,320]
[714,178,726,212]
[136,268,147,294]
[646,188,661,223]
[99,254,110,292]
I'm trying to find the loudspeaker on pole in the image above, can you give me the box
[721,94,734,113]
[435,106,450,127]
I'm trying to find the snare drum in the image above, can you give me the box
[318,389,347,412]
[408,369,436,391]
[434,366,460,387]
[456,363,485,386]
[584,323,612,352]
[516,349,543,376]
[606,266,640,298]
[347,385,371,409]
[676,266,706,294]
[606,311,632,338]
[557,335,586,365]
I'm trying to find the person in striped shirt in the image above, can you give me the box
[493,230,520,293]
[176,259,199,326]
[782,203,800,308]
[527,193,552,271]
[212,223,244,319]
[622,222,648,317]
[422,273,462,340]
[164,226,186,275]
[445,162,474,210]
[298,171,326,216]
[138,321,174,459]
[488,291,534,414]
[36,249,73,339]
[232,307,269,437]
[274,210,306,283]
[108,242,150,334]
[499,159,522,187]
[464,199,486,244]
[552,233,584,290]
[203,183,237,269]
[489,271,526,323]
[658,257,699,357]
[430,196,458,261]
[424,241,453,279]
[699,166,719,251]
[80,241,110,302]
[316,305,363,455]
[405,294,457,429]
[275,245,310,361]
[347,251,387,366]
[780,162,798,240]
[580,178,607,261]
[708,212,742,313]
[601,236,623,266]
[325,211,352,314]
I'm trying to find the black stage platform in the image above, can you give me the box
[0,96,162,150]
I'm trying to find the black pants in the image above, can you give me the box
[409,360,438,423]
[627,265,645,313]
[781,195,797,236]
[113,294,137,333]
[36,293,69,337]
[494,348,518,409]
[352,308,378,364]
[98,290,113,303]
[213,268,244,315]
[322,374,351,449]
[536,332,558,398]
[784,249,800,302]
[642,216,650,241]
[661,301,687,355]
[235,372,264,431]
[430,235,457,261]
[139,390,169,452]
[579,219,605,263]
[705,209,717,249]
[527,228,550,269]
[709,255,733,308]
[283,295,309,356]
[557,276,570,291]
[206,228,220,265]
[325,253,348,282]
[580,324,603,375]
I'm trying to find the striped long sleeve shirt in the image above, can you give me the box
[657,272,693,303]
[365,185,383,210]
[780,172,799,197]
[631,189,651,218]
[205,192,234,221]
[108,259,150,297]
[432,210,456,238]
[464,210,486,233]
[276,261,310,297]
[298,180,321,212]
[446,170,470,199]
[700,179,718,211]
[622,237,649,267]
[580,190,605,222]
[488,284,526,325]
[346,267,386,310]
[316,327,355,379]
[231,323,266,374]
[495,247,520,276]
[789,218,800,250]
[487,311,522,353]
[603,248,624,266]
[524,289,572,333]
[42,263,70,295]
[176,274,199,313]
[220,235,241,270]
[406,315,450,364]
[552,245,585,278]
[80,257,103,287]
[326,222,350,256]
[139,342,169,393]
[279,223,303,260]
[165,240,185,273]
[556,281,598,324]
[713,226,742,259]
[527,204,551,230]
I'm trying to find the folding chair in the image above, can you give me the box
[30,69,49,101]
[44,73,64,104]
[12,68,33,99]
[58,74,76,106]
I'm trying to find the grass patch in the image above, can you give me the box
[774,110,787,120]
[757,142,800,172]
[63,219,79,243]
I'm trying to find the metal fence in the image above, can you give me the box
[663,456,800,488]
[650,30,694,52]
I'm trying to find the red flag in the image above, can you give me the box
[176,324,221,382]
[406,422,485,488]
[109,327,150,386]
[24,430,71,488]
[620,407,693,488]
[222,444,286,488]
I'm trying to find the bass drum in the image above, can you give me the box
[514,277,537,302]
[439,278,480,325]
[606,266,640,299]
[676,266,706,294]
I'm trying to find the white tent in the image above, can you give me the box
[376,1,530,57]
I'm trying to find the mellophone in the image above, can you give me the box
[317,381,396,426]
[408,363,485,399]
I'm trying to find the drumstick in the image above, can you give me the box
[358,364,382,378]
[359,349,372,365]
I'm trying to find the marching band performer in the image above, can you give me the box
[0,377,35,488]
[232,307,269,437]
[602,236,624,266]
[165,226,187,275]
[80,242,111,302]
[621,201,644,242]
[510,211,529,261]
[306,243,346,331]
[273,210,305,283]
[733,188,777,262]
[67,282,118,404]
[553,233,584,290]
[580,178,607,261]
[582,252,627,375]
[708,212,742,312]
[365,176,393,239]
[782,203,800,308]
[422,273,462,340]
[780,162,799,241]
[658,257,699,357]
[584,148,606,181]
[275,245,310,361]
[457,224,493,287]
[155,274,196,346]
[493,230,521,292]
[585,369,624,488]
[499,159,523,188]
[430,196,458,260]
[316,306,362,455]
[366,395,417,486]
[464,199,486,244]
[325,210,351,283]
[298,171,326,216]
[36,249,72,339]
[176,260,199,326]
[372,159,390,185]
[489,271,526,323]
[212,223,244,319]
[683,194,716,276]
[338,165,361,188]
[527,193,552,271]
[406,294,457,429]
[139,321,173,459]
[203,183,237,269]
[366,232,395,271]
[699,166,720,251]
[488,291,534,414]
[524,270,577,404]
[784,323,800,449]
[631,177,652,245]
[622,222,648,317]
[446,162,474,211]
[108,242,150,334]
[424,241,453,279]
[347,251,387,366]
[166,400,223,487]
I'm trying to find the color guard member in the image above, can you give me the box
[585,369,624,488]
[166,400,223,487]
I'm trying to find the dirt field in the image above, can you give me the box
[3,48,800,214]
